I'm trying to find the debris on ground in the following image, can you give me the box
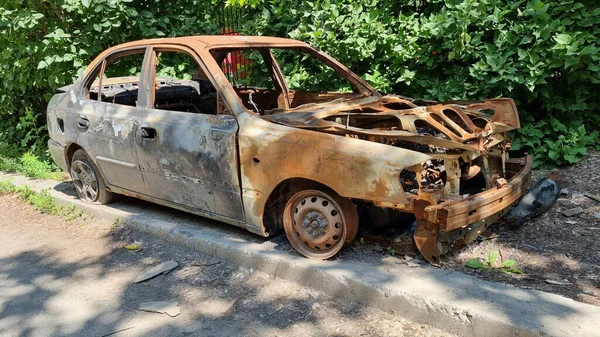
[562,207,584,217]
[584,193,600,202]
[545,279,572,286]
[123,243,142,252]
[345,149,600,306]
[190,259,221,267]
[504,177,560,228]
[519,243,541,252]
[134,261,179,283]
[138,301,180,317]
[478,231,496,240]
[100,326,135,337]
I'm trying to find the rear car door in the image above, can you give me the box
[75,47,151,193]
[134,46,244,221]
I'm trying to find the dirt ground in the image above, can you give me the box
[347,150,600,307]
[0,194,456,337]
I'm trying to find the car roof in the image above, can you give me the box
[108,35,309,51]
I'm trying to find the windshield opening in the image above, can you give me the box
[210,46,372,115]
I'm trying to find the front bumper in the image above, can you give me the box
[48,139,68,172]
[428,155,532,231]
[412,155,533,263]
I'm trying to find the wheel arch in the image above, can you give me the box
[64,142,83,171]
[262,177,342,235]
[65,143,113,193]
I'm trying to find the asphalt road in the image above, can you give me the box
[0,194,454,337]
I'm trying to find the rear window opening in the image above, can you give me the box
[87,51,145,106]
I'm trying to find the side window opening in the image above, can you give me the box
[211,48,281,115]
[152,50,218,115]
[210,46,369,114]
[87,51,145,107]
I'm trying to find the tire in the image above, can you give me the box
[70,149,113,204]
[283,189,358,259]
[337,196,359,247]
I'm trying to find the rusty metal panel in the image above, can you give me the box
[235,112,433,233]
[436,156,533,231]
[73,99,147,193]
[134,110,244,222]
[46,35,534,262]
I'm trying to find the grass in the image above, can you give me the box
[0,179,82,220]
[0,142,63,181]
[0,179,18,194]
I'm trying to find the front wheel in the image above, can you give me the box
[70,149,114,204]
[283,189,358,259]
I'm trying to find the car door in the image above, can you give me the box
[134,46,244,221]
[75,47,151,193]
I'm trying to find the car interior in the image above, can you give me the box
[88,51,219,115]
[210,47,365,115]
[87,47,367,116]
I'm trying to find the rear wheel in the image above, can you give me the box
[283,189,358,259]
[70,149,113,204]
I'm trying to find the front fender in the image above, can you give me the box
[237,113,431,233]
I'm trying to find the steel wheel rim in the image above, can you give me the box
[285,191,346,258]
[71,160,99,202]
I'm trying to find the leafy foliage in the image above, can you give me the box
[512,116,599,167]
[1,0,598,167]
[241,0,599,166]
[386,246,396,256]
[0,0,222,159]
[0,143,63,180]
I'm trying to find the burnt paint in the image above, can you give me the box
[46,36,532,253]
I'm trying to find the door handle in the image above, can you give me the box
[77,117,89,131]
[140,127,157,139]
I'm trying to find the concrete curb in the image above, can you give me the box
[3,172,599,337]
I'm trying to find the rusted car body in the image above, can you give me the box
[47,36,532,263]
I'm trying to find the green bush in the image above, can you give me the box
[0,143,63,180]
[241,0,599,165]
[20,152,63,180]
[0,0,221,158]
[512,116,598,167]
[26,188,58,214]
[1,0,598,167]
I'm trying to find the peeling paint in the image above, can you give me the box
[47,35,532,263]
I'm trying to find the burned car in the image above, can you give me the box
[47,36,532,263]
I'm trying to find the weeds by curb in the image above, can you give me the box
[465,252,523,274]
[0,179,81,219]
